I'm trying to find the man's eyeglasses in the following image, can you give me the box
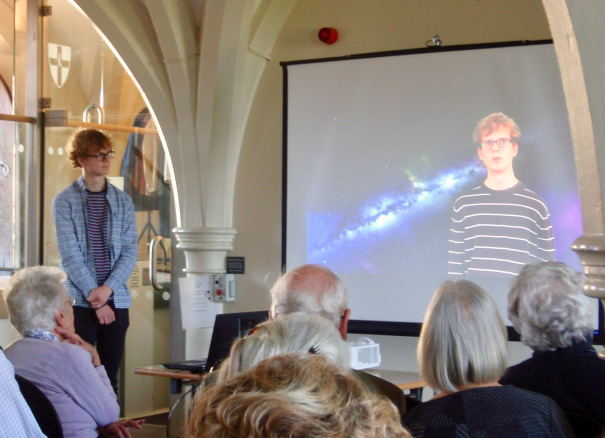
[83,151,115,161]
[479,139,513,151]
[65,297,76,307]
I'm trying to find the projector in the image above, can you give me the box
[348,337,381,370]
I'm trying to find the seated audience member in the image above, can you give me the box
[0,348,46,437]
[403,280,572,438]
[270,264,416,413]
[216,312,350,382]
[186,353,411,438]
[501,261,605,425]
[270,264,350,339]
[3,266,142,438]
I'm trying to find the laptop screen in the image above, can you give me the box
[206,311,269,371]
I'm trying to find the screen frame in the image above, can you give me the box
[280,40,604,343]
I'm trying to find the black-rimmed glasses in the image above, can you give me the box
[479,139,512,150]
[83,151,115,161]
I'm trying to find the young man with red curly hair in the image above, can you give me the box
[448,113,555,277]
[53,129,137,394]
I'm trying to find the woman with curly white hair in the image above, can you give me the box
[500,261,605,425]
[3,266,143,438]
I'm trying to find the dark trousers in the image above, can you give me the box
[73,301,129,395]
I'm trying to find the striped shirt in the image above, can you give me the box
[86,189,111,286]
[448,182,555,277]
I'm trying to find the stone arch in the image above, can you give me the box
[541,0,602,234]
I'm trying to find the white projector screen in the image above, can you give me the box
[282,41,602,338]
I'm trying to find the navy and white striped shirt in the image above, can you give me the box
[448,182,555,277]
[86,189,111,285]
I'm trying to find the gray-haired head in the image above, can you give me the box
[217,312,350,382]
[4,266,67,336]
[508,261,594,352]
[418,280,508,394]
[269,264,349,334]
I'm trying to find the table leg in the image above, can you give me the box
[409,387,423,400]
[170,378,182,394]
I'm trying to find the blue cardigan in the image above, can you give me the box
[53,176,137,308]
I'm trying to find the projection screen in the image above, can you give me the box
[282,41,602,338]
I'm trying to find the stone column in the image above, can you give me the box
[172,227,237,275]
[172,227,237,362]
[572,235,605,301]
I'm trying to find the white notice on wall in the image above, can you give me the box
[179,276,217,330]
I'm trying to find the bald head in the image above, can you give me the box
[269,264,350,339]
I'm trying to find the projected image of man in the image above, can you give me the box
[448,113,555,277]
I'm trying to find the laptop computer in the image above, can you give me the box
[162,310,269,374]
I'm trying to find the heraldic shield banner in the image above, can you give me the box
[48,42,71,88]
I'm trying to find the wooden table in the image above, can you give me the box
[135,365,207,436]
[134,365,205,394]
[364,369,428,400]
[135,365,428,400]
